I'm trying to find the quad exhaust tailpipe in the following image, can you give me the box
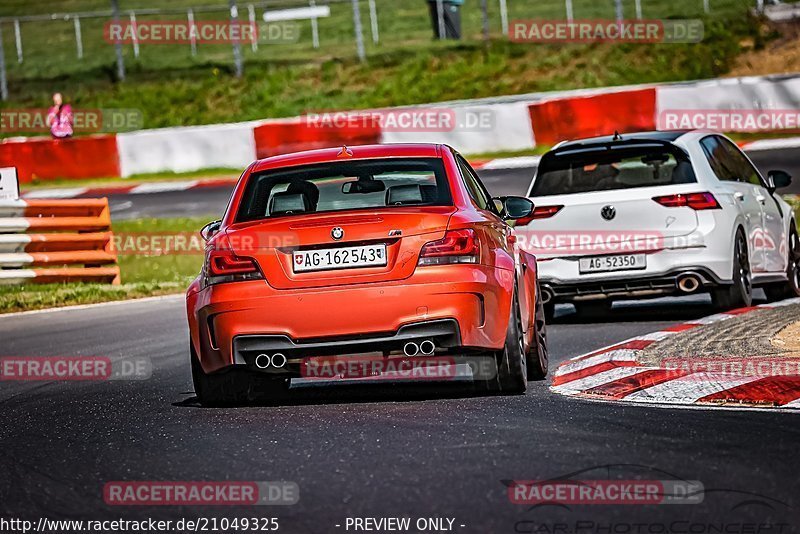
[419,340,436,355]
[403,342,419,357]
[255,353,287,369]
[677,274,701,294]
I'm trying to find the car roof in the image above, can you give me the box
[250,144,445,173]
[554,130,690,150]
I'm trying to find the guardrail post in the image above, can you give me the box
[351,0,366,62]
[187,9,197,56]
[13,19,23,64]
[436,0,446,40]
[110,0,126,81]
[0,25,8,101]
[229,0,244,77]
[74,16,84,59]
[499,0,508,36]
[130,12,140,58]
[368,0,379,44]
[635,0,642,19]
[248,4,258,52]
[566,0,574,21]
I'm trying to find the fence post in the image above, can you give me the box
[635,0,642,19]
[351,0,366,62]
[368,0,379,44]
[0,25,8,101]
[248,4,258,52]
[436,0,446,40]
[309,0,320,48]
[110,0,126,81]
[187,9,197,56]
[703,0,710,13]
[74,16,84,59]
[481,0,490,43]
[566,0,574,22]
[229,0,244,77]
[499,0,508,36]
[614,0,624,22]
[13,19,23,64]
[130,12,140,58]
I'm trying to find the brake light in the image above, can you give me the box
[653,192,720,210]
[515,205,564,226]
[418,229,479,265]
[204,236,263,285]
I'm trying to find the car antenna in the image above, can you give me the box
[612,131,623,141]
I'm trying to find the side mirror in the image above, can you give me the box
[494,196,534,220]
[767,170,792,193]
[200,220,222,242]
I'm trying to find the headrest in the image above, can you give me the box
[386,184,423,206]
[270,192,310,216]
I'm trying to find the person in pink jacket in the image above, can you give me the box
[47,93,74,138]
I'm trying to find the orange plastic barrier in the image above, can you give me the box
[253,118,382,159]
[0,198,120,285]
[528,88,657,145]
[0,135,120,183]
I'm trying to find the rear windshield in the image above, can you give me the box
[529,145,696,197]
[236,158,452,223]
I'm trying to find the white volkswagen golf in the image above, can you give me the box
[520,131,799,318]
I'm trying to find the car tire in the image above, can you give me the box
[712,229,753,310]
[475,287,527,395]
[764,226,800,302]
[191,345,289,407]
[526,284,549,381]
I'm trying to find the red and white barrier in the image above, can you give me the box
[4,74,800,185]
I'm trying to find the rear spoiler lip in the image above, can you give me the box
[547,138,690,158]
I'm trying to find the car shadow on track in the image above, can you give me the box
[549,293,768,325]
[172,379,531,408]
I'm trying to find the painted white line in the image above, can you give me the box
[22,188,88,199]
[632,331,677,342]
[623,372,763,404]
[551,366,652,396]
[741,136,800,152]
[554,349,638,377]
[0,294,184,318]
[759,297,800,308]
[130,181,199,195]
[480,156,541,170]
[688,312,737,325]
[782,397,800,408]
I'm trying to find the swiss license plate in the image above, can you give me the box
[293,244,387,273]
[579,254,646,274]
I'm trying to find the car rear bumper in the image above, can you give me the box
[536,243,733,303]
[187,265,514,374]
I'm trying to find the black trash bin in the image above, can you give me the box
[427,0,463,40]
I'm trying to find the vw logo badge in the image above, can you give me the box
[601,205,616,221]
[331,227,344,241]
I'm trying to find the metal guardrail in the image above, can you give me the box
[0,198,120,285]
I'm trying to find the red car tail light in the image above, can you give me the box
[653,192,721,210]
[204,236,263,285]
[418,229,479,266]
[515,205,564,226]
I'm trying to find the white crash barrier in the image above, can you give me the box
[380,101,536,154]
[117,121,260,177]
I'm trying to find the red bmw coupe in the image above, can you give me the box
[186,144,548,405]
